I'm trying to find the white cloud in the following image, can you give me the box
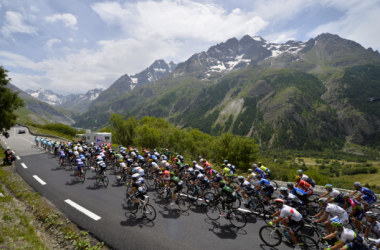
[45,13,78,30]
[30,6,39,12]
[265,30,299,43]
[68,38,74,42]
[45,39,61,49]
[83,38,88,43]
[91,0,268,42]
[1,11,38,37]
[308,0,380,50]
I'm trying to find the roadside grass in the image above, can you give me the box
[331,171,380,187]
[0,148,105,249]
[25,124,72,141]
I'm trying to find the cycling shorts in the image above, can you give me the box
[353,208,365,221]
[245,189,255,195]
[174,185,183,194]
[201,182,209,191]
[288,219,305,234]
[60,155,65,159]
[133,191,147,200]
[224,196,237,204]
[262,186,274,197]
[362,195,377,205]
[77,165,83,171]
[99,166,107,174]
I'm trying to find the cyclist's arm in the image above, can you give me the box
[349,190,357,196]
[315,212,328,223]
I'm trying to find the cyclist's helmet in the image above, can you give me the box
[119,159,123,163]
[184,164,189,168]
[325,184,333,189]
[297,170,303,173]
[354,182,362,187]
[170,172,175,176]
[318,198,328,205]
[131,173,140,180]
[247,169,253,173]
[224,160,228,164]
[274,199,284,204]
[194,170,200,174]
[279,187,288,192]
[365,211,377,219]
[342,193,350,200]
[252,164,257,168]
[192,161,197,165]
[294,176,301,181]
[237,176,244,182]
[287,183,294,189]
[219,182,225,188]
[331,218,343,228]
[202,159,207,162]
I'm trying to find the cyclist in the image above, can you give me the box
[193,161,204,173]
[314,198,349,234]
[363,212,380,241]
[350,182,377,211]
[213,181,237,217]
[320,218,368,250]
[117,159,128,180]
[59,149,66,165]
[342,193,365,232]
[268,199,304,250]
[222,166,234,186]
[287,183,310,207]
[98,159,107,181]
[279,187,302,211]
[296,170,315,187]
[294,176,313,195]
[35,136,39,147]
[202,159,213,177]
[255,175,274,206]
[165,172,183,206]
[258,162,271,178]
[128,174,147,204]
[236,176,255,205]
[74,155,85,178]
[252,164,266,178]
[246,169,259,185]
[195,171,209,203]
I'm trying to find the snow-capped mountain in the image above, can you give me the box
[25,88,103,111]
[174,35,307,78]
[90,60,177,107]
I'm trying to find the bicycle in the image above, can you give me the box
[205,199,247,228]
[160,187,191,212]
[96,172,109,187]
[259,224,319,249]
[73,169,85,183]
[126,194,156,221]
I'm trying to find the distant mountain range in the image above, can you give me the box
[25,88,103,112]
[72,33,380,150]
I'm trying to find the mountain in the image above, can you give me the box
[89,59,177,108]
[25,88,103,112]
[7,83,74,125]
[74,33,380,150]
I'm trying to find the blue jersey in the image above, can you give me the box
[75,159,84,167]
[259,179,272,187]
[359,187,376,198]
[35,138,39,142]
[291,187,307,196]
[254,168,266,178]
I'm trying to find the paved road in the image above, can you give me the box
[1,126,303,250]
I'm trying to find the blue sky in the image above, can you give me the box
[0,0,379,95]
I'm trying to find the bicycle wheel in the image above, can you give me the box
[296,234,319,250]
[229,210,247,228]
[231,197,241,209]
[305,206,322,216]
[142,204,156,221]
[155,181,165,195]
[249,199,265,215]
[204,192,215,204]
[127,199,138,214]
[160,191,173,205]
[259,225,282,247]
[205,204,221,220]
[177,196,191,212]
[103,175,109,187]
[187,188,199,202]
[146,175,155,186]
[270,180,278,191]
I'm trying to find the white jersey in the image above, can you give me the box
[367,221,380,236]
[325,204,347,218]
[279,205,302,222]
[338,228,356,243]
[330,189,340,198]
[300,174,309,181]
[194,164,203,171]
[242,181,254,189]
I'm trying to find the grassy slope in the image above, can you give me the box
[26,124,72,141]
[15,107,50,125]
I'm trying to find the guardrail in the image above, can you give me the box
[17,123,70,141]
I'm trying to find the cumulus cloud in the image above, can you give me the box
[30,6,39,12]
[91,0,268,42]
[45,39,61,49]
[265,30,299,43]
[308,0,380,50]
[45,13,78,30]
[1,11,38,37]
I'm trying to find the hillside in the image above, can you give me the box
[74,33,380,150]
[6,83,74,125]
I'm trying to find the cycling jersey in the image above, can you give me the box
[366,221,380,236]
[358,187,377,204]
[279,205,302,222]
[254,168,266,178]
[297,180,313,195]
[260,165,270,174]
[194,164,203,171]
[290,188,309,204]
[220,186,235,197]
[325,204,348,224]
[337,228,367,250]
[170,176,183,186]
[282,193,302,209]
[259,179,272,188]
[223,167,233,177]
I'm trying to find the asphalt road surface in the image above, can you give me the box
[1,125,313,250]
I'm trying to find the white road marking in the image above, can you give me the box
[33,175,46,185]
[21,163,28,168]
[16,156,20,160]
[64,199,101,221]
